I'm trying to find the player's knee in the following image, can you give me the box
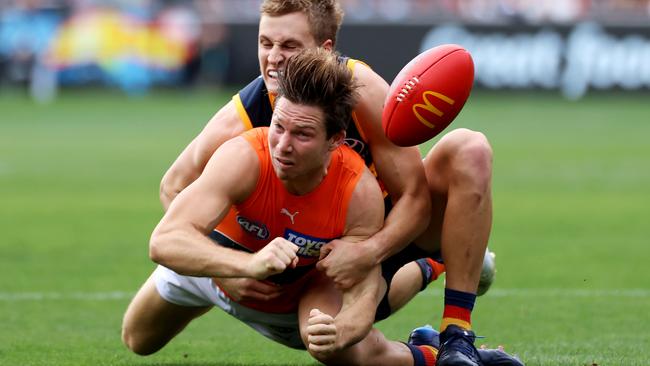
[121,325,158,356]
[445,128,493,191]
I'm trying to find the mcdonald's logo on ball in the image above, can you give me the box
[412,91,455,129]
[382,44,475,147]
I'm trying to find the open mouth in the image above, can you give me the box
[268,70,281,79]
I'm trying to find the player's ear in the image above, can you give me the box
[321,39,333,51]
[328,131,345,151]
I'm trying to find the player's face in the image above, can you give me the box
[268,98,337,193]
[258,12,320,94]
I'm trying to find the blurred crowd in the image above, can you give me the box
[2,0,650,24]
[0,0,224,97]
[1,0,649,98]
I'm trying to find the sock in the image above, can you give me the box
[404,342,438,366]
[416,258,446,291]
[441,288,476,331]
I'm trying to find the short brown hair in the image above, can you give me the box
[260,0,344,46]
[276,48,358,138]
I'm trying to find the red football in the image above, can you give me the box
[382,44,474,146]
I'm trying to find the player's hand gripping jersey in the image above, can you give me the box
[212,127,365,313]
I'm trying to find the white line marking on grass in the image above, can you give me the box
[0,289,648,301]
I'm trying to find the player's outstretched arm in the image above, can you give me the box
[151,136,279,278]
[160,101,247,210]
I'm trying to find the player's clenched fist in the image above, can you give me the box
[307,308,338,358]
[247,237,299,279]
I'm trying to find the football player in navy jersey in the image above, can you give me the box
[158,2,509,366]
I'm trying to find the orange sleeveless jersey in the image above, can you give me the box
[214,127,366,313]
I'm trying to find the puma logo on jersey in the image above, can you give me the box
[280,208,299,224]
[284,229,329,258]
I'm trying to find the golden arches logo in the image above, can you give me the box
[412,91,455,129]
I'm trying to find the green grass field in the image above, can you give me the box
[1,88,649,366]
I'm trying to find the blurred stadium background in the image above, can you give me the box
[1,1,649,365]
[2,0,650,99]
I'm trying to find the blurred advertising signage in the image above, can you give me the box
[421,23,650,98]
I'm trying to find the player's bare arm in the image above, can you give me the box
[354,62,431,259]
[160,100,246,210]
[307,167,385,355]
[316,63,431,288]
[151,136,298,278]
[166,101,288,300]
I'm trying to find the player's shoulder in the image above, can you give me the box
[343,56,390,143]
[236,76,266,101]
[211,133,257,164]
[202,133,261,201]
[346,160,383,210]
[202,78,266,139]
[345,57,388,90]
[331,145,376,198]
[239,127,270,152]
[356,166,383,198]
[200,99,247,143]
[232,76,273,130]
[340,55,388,113]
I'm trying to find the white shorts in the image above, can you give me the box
[153,265,304,349]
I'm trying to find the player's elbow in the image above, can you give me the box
[148,242,162,265]
[159,163,199,211]
[158,185,172,211]
[159,174,179,211]
[148,232,167,265]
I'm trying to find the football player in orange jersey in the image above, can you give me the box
[158,1,508,365]
[123,48,420,365]
[123,49,523,366]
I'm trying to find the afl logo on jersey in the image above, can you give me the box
[284,229,330,258]
[344,138,366,155]
[237,216,269,240]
